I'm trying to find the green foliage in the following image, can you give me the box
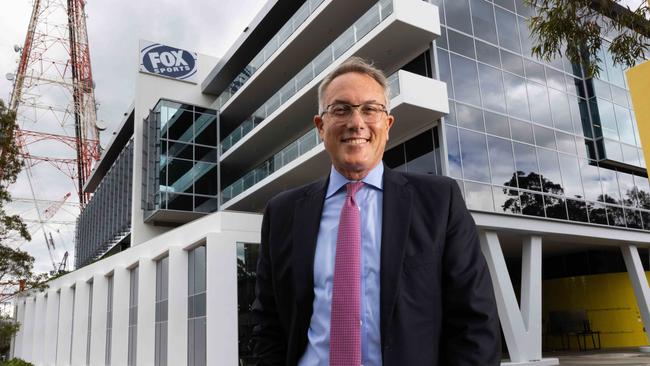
[0,99,29,243]
[0,316,20,357]
[0,358,34,366]
[526,0,649,77]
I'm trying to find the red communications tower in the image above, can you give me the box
[6,0,102,271]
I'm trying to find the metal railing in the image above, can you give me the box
[213,0,326,110]
[221,72,400,204]
[220,0,394,155]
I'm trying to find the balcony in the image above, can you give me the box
[219,0,440,174]
[221,70,448,211]
[212,0,376,121]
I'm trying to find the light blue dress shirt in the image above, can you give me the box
[298,163,384,366]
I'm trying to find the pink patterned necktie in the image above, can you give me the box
[330,181,364,366]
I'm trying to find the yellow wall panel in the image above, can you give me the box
[543,272,648,349]
[627,60,650,168]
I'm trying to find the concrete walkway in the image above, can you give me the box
[551,350,650,365]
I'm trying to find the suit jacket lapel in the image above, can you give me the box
[292,178,327,317]
[380,168,412,345]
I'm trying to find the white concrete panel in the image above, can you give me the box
[111,266,130,366]
[20,298,34,362]
[168,246,189,366]
[479,230,558,365]
[622,244,650,345]
[43,290,60,365]
[31,293,47,365]
[206,233,238,366]
[137,257,156,366]
[55,286,74,365]
[89,273,108,366]
[71,280,90,365]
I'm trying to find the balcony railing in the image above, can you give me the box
[213,0,326,110]
[220,0,394,155]
[221,72,400,204]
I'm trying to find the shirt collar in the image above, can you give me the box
[325,163,384,199]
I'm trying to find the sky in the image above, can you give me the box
[0,0,265,273]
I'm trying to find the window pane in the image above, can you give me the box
[456,103,484,132]
[405,131,436,175]
[448,29,475,59]
[495,7,521,53]
[501,50,524,76]
[444,0,472,34]
[478,64,506,113]
[548,89,573,133]
[504,73,529,120]
[459,129,490,183]
[524,60,545,85]
[520,191,545,217]
[580,160,603,202]
[588,202,608,225]
[451,54,481,106]
[464,181,494,211]
[527,81,552,126]
[599,168,620,203]
[485,111,510,138]
[510,118,534,144]
[614,105,635,145]
[487,136,516,186]
[494,186,520,214]
[437,49,454,100]
[513,142,541,191]
[446,126,463,178]
[476,40,501,68]
[618,171,637,207]
[470,0,497,44]
[544,195,567,220]
[537,148,562,193]
[567,199,588,222]
[556,131,577,155]
[558,154,584,199]
[534,125,556,150]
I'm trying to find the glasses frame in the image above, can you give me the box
[320,102,389,123]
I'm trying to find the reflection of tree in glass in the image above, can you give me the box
[501,171,562,217]
[498,171,647,228]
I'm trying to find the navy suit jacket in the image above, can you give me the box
[252,167,501,365]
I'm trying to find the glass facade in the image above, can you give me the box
[155,257,169,366]
[75,139,133,268]
[430,0,650,230]
[188,246,206,366]
[237,243,260,366]
[142,100,219,220]
[127,266,139,366]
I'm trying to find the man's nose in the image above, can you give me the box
[345,108,366,129]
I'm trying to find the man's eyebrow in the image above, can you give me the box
[329,99,381,105]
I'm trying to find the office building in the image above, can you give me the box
[11,0,650,365]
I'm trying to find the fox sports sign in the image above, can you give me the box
[139,41,198,83]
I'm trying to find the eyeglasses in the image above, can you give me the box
[320,102,388,123]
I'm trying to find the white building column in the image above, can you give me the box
[55,285,74,365]
[71,279,90,365]
[621,244,650,345]
[21,297,35,362]
[206,233,239,366]
[479,230,558,366]
[111,265,130,366]
[168,246,188,366]
[12,299,25,359]
[43,289,60,365]
[31,293,47,364]
[89,273,108,366]
[137,257,156,366]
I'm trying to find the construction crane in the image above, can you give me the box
[37,192,72,272]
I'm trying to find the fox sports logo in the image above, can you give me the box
[141,44,197,80]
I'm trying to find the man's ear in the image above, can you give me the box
[386,115,395,140]
[314,114,324,135]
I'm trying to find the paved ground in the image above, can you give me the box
[550,350,650,365]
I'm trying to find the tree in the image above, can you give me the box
[526,0,650,77]
[0,99,29,244]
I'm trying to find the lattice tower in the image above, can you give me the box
[5,0,101,271]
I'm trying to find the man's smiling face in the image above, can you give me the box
[314,72,394,181]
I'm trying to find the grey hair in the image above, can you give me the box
[317,57,390,114]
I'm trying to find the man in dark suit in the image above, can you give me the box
[252,57,501,365]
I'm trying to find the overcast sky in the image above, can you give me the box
[0,0,265,272]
